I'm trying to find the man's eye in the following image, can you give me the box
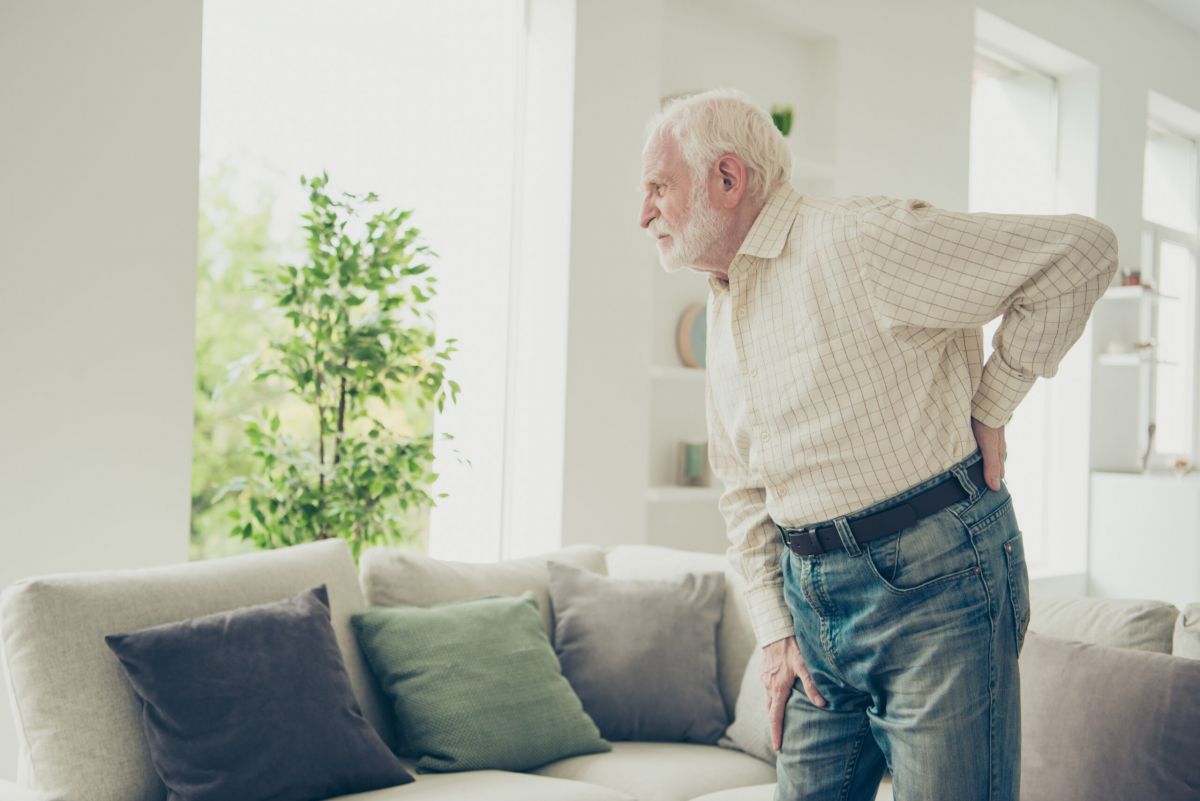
[655,184,666,196]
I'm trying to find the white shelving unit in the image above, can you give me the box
[1096,352,1176,367]
[1101,285,1177,301]
[1090,279,1175,471]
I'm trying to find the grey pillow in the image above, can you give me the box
[1175,603,1200,659]
[1020,631,1200,801]
[717,646,774,764]
[547,560,728,743]
[104,585,412,801]
[359,544,608,641]
[1029,595,1179,653]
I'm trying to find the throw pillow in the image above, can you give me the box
[358,544,608,641]
[1175,603,1200,659]
[351,592,610,772]
[104,585,412,801]
[547,560,728,743]
[1020,631,1200,801]
[604,543,758,721]
[1028,595,1179,653]
[717,646,774,764]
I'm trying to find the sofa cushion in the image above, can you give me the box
[718,647,774,764]
[0,539,388,801]
[104,585,412,801]
[604,545,757,722]
[352,592,609,772]
[1019,631,1200,801]
[358,545,607,640]
[686,786,775,801]
[548,560,728,743]
[531,741,776,801]
[324,769,636,800]
[1028,595,1179,653]
[1175,602,1200,659]
[688,778,894,801]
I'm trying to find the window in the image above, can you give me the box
[968,47,1060,565]
[969,49,1058,216]
[1143,122,1200,462]
[194,0,525,560]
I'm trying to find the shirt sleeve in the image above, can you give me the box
[858,198,1120,427]
[705,370,795,648]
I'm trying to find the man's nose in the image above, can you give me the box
[639,197,656,229]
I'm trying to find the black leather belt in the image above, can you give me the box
[777,459,987,557]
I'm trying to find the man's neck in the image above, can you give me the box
[702,196,768,282]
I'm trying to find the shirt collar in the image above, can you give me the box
[707,183,802,294]
[736,182,803,259]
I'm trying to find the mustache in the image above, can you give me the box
[647,220,672,239]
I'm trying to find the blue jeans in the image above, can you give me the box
[774,449,1030,801]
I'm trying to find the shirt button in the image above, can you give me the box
[737,308,746,318]
[749,369,759,378]
[760,431,770,441]
[1004,542,1013,553]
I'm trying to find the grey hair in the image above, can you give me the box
[644,89,792,202]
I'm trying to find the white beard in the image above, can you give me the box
[652,185,726,273]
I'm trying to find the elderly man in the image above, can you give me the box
[639,90,1118,801]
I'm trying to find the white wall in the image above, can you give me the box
[556,0,662,549]
[0,0,202,779]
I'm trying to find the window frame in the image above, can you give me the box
[1143,122,1200,467]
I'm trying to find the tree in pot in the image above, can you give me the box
[217,172,460,559]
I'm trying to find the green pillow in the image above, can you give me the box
[351,592,610,772]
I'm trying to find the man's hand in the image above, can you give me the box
[971,416,1006,491]
[762,635,826,752]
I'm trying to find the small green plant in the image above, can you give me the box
[217,171,460,559]
[770,104,794,137]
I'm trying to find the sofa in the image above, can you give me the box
[1,538,1197,801]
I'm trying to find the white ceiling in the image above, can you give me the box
[1142,0,1200,36]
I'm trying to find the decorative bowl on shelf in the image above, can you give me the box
[676,303,706,368]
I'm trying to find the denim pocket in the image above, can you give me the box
[862,507,979,595]
[1002,532,1031,654]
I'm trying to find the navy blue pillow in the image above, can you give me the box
[104,584,412,801]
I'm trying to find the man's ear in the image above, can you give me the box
[714,153,748,209]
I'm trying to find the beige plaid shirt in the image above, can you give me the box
[705,183,1119,647]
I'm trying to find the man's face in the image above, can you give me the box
[640,134,725,273]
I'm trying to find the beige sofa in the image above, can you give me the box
[1,538,1195,801]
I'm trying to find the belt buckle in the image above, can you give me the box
[779,524,823,555]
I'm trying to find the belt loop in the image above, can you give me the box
[833,517,862,557]
[950,455,981,500]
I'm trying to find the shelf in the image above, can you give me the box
[1101,286,1178,301]
[650,365,706,381]
[1096,353,1177,367]
[646,485,722,503]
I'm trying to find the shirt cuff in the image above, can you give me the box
[744,581,795,648]
[972,354,1036,428]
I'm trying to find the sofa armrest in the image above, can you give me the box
[0,780,46,801]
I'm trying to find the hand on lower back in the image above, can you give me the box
[761,635,826,752]
[971,416,1007,491]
